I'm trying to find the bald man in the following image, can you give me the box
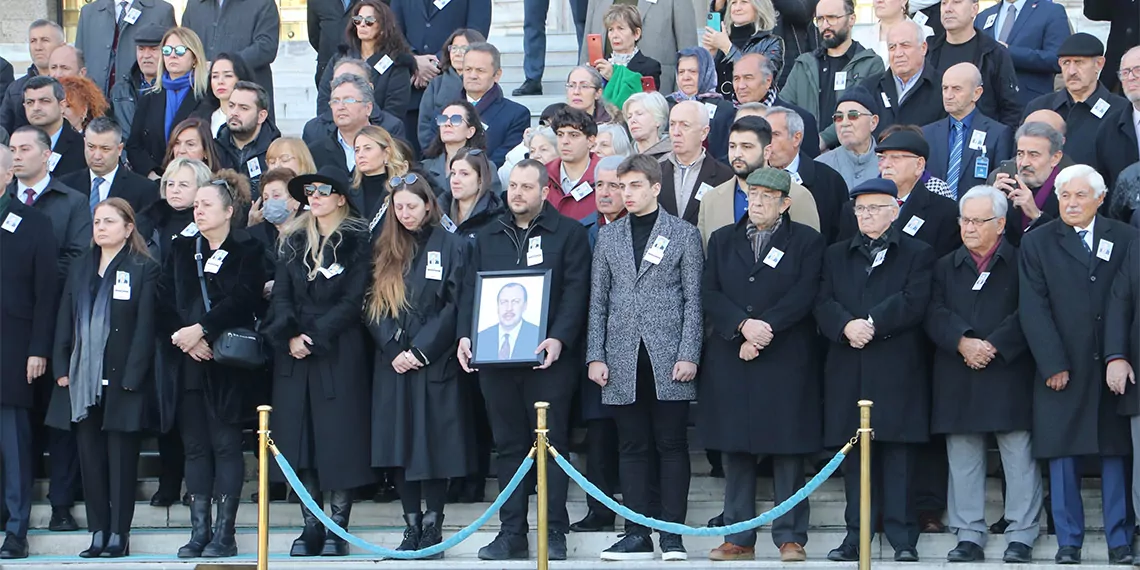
[731,54,821,158]
[659,101,735,224]
[47,46,86,79]
[921,63,1013,199]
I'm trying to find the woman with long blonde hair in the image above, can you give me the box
[352,125,410,237]
[263,166,375,557]
[366,173,471,557]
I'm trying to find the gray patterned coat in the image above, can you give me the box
[586,208,704,406]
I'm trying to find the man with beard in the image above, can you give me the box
[214,81,280,196]
[782,0,885,151]
[993,121,1066,245]
[697,116,819,247]
[1094,47,1140,193]
[1023,34,1127,168]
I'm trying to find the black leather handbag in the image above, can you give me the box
[195,237,266,369]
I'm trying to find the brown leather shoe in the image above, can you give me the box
[708,542,755,561]
[919,511,946,533]
[780,542,807,562]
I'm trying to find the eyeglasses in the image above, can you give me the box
[389,173,420,188]
[162,45,189,57]
[876,153,921,162]
[853,204,894,215]
[352,15,377,26]
[268,154,293,164]
[436,113,467,126]
[448,44,470,54]
[958,216,997,227]
[813,13,852,26]
[304,183,334,197]
[329,97,364,107]
[565,82,598,91]
[1119,66,1140,80]
[833,110,873,123]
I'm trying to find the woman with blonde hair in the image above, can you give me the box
[266,138,317,176]
[703,0,784,100]
[622,91,672,158]
[60,76,109,133]
[263,166,375,557]
[367,173,471,557]
[127,27,213,179]
[352,125,410,238]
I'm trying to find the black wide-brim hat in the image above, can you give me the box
[287,165,352,205]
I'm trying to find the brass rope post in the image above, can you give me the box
[257,405,272,570]
[858,400,874,570]
[535,402,550,570]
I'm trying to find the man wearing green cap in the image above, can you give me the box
[701,167,825,563]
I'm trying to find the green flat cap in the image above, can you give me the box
[745,167,791,194]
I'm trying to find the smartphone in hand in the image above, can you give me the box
[587,34,603,64]
[707,11,722,30]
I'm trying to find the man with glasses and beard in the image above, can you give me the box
[782,0,885,152]
[214,81,280,195]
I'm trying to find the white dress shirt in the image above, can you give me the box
[18,174,52,203]
[496,323,521,356]
[1074,218,1096,251]
[91,166,120,202]
[115,0,134,21]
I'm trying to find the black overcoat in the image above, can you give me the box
[698,217,824,455]
[370,226,473,480]
[1109,241,1140,416]
[925,241,1034,434]
[814,229,935,446]
[0,200,58,409]
[263,222,375,491]
[48,247,158,432]
[837,181,961,258]
[157,229,265,425]
[1019,216,1138,458]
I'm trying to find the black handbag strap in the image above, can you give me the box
[194,236,213,313]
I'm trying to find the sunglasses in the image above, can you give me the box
[389,173,420,188]
[832,110,873,123]
[436,113,466,126]
[211,179,234,199]
[304,183,335,197]
[162,45,189,57]
[352,15,377,26]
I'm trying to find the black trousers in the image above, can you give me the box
[156,429,185,494]
[841,441,917,550]
[33,379,79,508]
[179,391,244,498]
[584,418,619,516]
[609,346,691,536]
[74,404,141,534]
[0,406,33,538]
[913,435,947,515]
[479,371,574,535]
[724,452,808,547]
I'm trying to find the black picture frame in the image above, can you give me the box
[470,269,552,367]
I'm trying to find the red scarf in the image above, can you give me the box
[969,240,1001,273]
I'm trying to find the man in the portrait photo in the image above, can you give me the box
[477,282,542,361]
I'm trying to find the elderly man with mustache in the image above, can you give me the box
[991,121,1067,246]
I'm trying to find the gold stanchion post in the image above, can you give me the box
[257,405,272,570]
[858,400,873,570]
[535,402,550,570]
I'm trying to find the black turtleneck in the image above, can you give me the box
[729,25,756,50]
[161,206,196,242]
[631,207,659,264]
[360,173,389,221]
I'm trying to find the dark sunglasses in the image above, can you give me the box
[162,45,189,57]
[211,179,234,199]
[436,113,466,126]
[303,183,335,197]
[832,110,873,123]
[463,148,484,157]
[389,173,420,188]
[352,15,377,26]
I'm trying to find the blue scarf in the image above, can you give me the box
[162,71,194,142]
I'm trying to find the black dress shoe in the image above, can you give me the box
[707,512,724,527]
[827,543,859,561]
[990,517,1011,534]
[100,532,130,557]
[1003,541,1033,563]
[512,79,543,97]
[1055,545,1081,564]
[150,489,179,507]
[477,532,529,560]
[894,546,919,562]
[79,531,106,558]
[0,534,28,559]
[947,541,984,562]
[1109,545,1134,564]
[548,530,567,561]
[49,506,79,532]
[570,510,615,532]
[459,477,485,503]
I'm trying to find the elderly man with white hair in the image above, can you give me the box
[926,185,1042,563]
[1019,164,1139,565]
[658,100,734,225]
[859,19,947,133]
[763,106,848,243]
[622,91,672,159]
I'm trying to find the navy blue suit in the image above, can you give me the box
[975,0,1070,107]
[922,111,1013,200]
[475,320,542,362]
[469,84,531,168]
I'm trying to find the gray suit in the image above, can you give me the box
[587,208,703,406]
[75,0,177,93]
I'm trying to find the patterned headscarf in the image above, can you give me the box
[669,47,721,102]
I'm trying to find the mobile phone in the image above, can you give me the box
[706,11,722,30]
[587,34,603,64]
[641,76,657,92]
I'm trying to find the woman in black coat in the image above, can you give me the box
[263,166,375,557]
[367,173,472,557]
[49,199,158,559]
[315,0,413,117]
[127,27,214,179]
[158,169,261,559]
[704,0,786,99]
[436,147,504,239]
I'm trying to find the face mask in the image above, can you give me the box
[263,198,292,225]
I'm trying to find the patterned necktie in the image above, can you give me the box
[1078,230,1092,254]
[90,177,105,214]
[946,121,964,197]
[23,188,35,206]
[108,1,129,90]
[498,334,510,359]
[998,4,1017,43]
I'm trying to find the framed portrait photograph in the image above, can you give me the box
[470,269,552,367]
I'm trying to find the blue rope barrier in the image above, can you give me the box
[272,446,535,559]
[552,446,848,536]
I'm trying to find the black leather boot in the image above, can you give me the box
[177,496,212,558]
[79,531,106,558]
[201,495,239,558]
[290,472,325,557]
[420,511,444,560]
[100,532,129,558]
[397,512,422,551]
[320,489,352,556]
